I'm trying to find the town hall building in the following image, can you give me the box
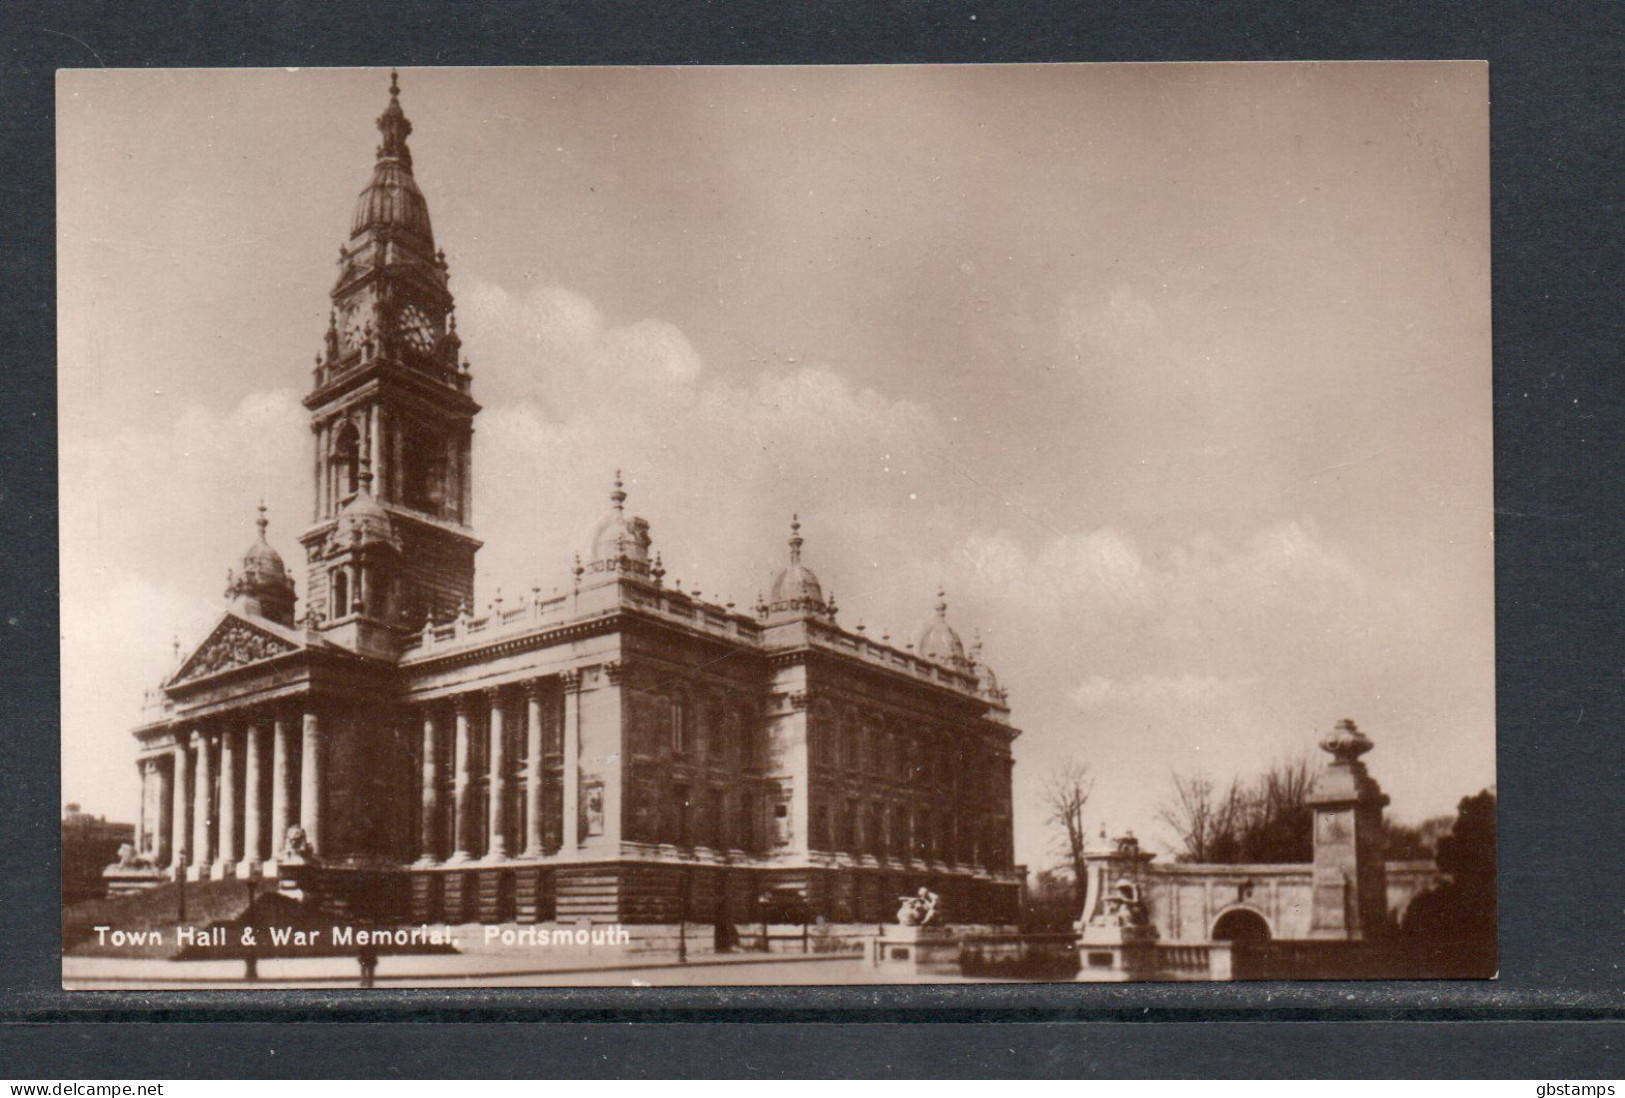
[126,74,1023,927]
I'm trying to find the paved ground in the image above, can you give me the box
[61,950,1011,988]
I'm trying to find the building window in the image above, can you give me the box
[771,798,791,848]
[671,696,689,755]
[331,569,349,620]
[331,421,360,499]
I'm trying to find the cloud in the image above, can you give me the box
[59,389,309,819]
[461,281,947,611]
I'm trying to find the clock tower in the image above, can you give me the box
[301,71,481,645]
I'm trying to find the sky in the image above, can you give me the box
[58,64,1493,871]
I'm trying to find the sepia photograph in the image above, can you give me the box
[57,63,1494,989]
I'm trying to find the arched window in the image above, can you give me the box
[331,569,349,620]
[331,421,361,499]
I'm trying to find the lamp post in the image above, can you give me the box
[243,878,259,981]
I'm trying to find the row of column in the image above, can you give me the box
[419,673,580,865]
[139,712,325,877]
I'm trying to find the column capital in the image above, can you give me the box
[484,685,506,706]
[454,692,477,715]
[601,660,628,685]
[522,677,548,700]
[559,669,583,694]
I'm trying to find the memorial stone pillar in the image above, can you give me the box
[1308,719,1391,941]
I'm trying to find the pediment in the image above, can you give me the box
[169,612,303,687]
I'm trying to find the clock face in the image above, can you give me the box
[340,303,366,350]
[400,304,437,354]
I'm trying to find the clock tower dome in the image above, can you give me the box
[302,71,481,648]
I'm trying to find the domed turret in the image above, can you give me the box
[350,71,435,246]
[587,471,653,575]
[969,630,1006,702]
[916,587,968,668]
[334,464,400,550]
[767,515,832,619]
[225,502,297,627]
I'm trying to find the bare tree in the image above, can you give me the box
[1041,759,1094,909]
[1158,770,1246,863]
[1239,753,1316,863]
[1161,754,1320,864]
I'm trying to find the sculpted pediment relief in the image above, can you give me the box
[170,614,302,686]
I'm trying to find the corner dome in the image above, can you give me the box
[916,587,967,667]
[970,632,1006,701]
[225,502,297,627]
[335,472,399,550]
[588,471,652,570]
[770,516,823,605]
[767,516,833,619]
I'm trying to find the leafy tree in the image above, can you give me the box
[1021,868,1080,933]
[1400,789,1497,974]
[1382,813,1454,860]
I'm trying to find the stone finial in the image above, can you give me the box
[1319,717,1373,763]
[611,469,626,512]
[789,514,803,564]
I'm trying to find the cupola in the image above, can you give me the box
[915,587,969,668]
[225,502,297,627]
[767,515,833,620]
[587,471,653,576]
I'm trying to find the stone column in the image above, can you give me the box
[153,755,173,865]
[243,721,266,872]
[216,724,238,877]
[450,695,473,862]
[300,711,324,856]
[417,709,440,864]
[170,739,191,872]
[523,682,545,857]
[270,715,293,859]
[192,730,213,874]
[368,404,383,495]
[135,760,151,857]
[484,688,509,860]
[561,671,581,852]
